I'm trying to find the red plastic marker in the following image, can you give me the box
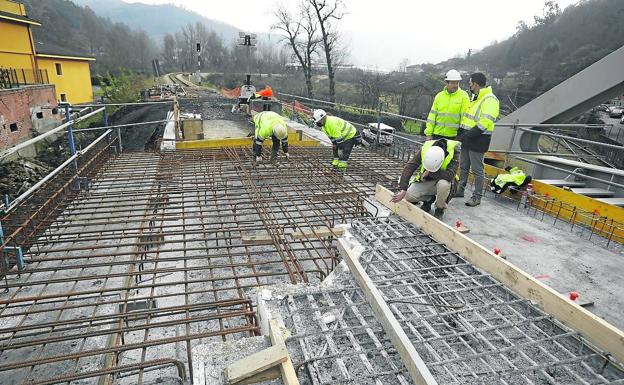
[569,291,579,301]
[493,248,501,255]
[593,208,600,216]
[455,220,462,228]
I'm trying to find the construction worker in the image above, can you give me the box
[457,72,500,207]
[313,109,361,169]
[425,69,470,140]
[252,111,289,163]
[490,166,532,194]
[391,138,460,219]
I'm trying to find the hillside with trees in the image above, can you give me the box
[438,0,624,112]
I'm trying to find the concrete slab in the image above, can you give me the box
[202,119,250,139]
[440,188,624,330]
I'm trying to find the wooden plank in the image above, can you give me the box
[337,237,439,385]
[237,367,281,385]
[224,344,287,384]
[291,227,345,239]
[376,184,624,365]
[268,320,300,385]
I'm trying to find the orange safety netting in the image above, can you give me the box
[220,87,241,99]
[283,100,312,117]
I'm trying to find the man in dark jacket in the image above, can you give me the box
[391,138,460,219]
[457,72,500,207]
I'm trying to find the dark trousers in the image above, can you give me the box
[253,135,288,157]
[333,136,358,161]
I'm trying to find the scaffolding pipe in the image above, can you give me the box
[516,156,624,190]
[5,130,112,213]
[75,101,174,107]
[279,92,613,129]
[0,107,105,161]
[71,120,168,133]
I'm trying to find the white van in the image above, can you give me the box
[364,122,395,145]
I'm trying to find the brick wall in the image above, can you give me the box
[0,85,61,149]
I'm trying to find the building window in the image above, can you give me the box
[36,111,44,119]
[10,123,18,132]
[55,63,63,76]
[60,93,67,102]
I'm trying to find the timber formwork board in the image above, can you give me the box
[281,217,624,385]
[0,147,402,384]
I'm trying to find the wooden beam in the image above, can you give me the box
[375,184,624,365]
[268,320,300,385]
[224,344,287,384]
[237,367,281,385]
[337,237,439,385]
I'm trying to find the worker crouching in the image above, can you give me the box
[313,109,362,170]
[391,138,461,219]
[252,111,289,164]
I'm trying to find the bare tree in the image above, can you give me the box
[272,3,320,98]
[307,0,345,102]
[162,34,176,70]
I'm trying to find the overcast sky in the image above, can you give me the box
[127,0,580,70]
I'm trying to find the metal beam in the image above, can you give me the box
[491,45,624,152]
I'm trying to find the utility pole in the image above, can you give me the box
[196,42,202,86]
[237,32,258,106]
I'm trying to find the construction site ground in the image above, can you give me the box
[1,85,623,384]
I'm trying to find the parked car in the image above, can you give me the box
[363,123,395,145]
[620,115,624,124]
[609,107,623,118]
[596,104,610,112]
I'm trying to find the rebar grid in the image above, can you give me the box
[0,147,401,384]
[283,216,624,385]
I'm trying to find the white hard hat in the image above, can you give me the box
[313,109,327,123]
[423,146,445,172]
[444,69,462,81]
[273,123,288,140]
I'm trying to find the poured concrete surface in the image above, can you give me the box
[202,119,250,139]
[439,189,624,330]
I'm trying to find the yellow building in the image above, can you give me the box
[0,0,95,104]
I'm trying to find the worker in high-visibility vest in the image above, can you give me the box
[252,111,289,163]
[313,109,361,169]
[457,72,500,207]
[424,69,470,140]
[391,138,461,219]
[490,166,532,194]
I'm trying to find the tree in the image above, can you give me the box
[307,0,346,102]
[534,1,562,25]
[163,34,176,70]
[273,2,320,98]
[98,71,143,103]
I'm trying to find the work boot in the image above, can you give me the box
[433,208,445,219]
[420,196,435,212]
[465,196,481,207]
[455,188,465,198]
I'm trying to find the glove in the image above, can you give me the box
[285,153,290,161]
[255,156,262,163]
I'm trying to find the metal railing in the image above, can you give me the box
[0,67,49,89]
